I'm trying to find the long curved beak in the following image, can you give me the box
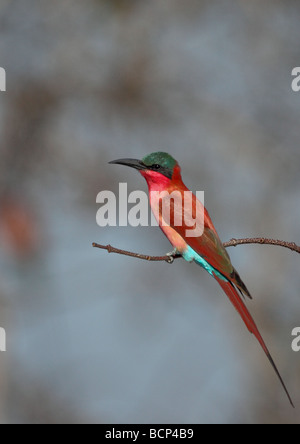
[109,158,147,171]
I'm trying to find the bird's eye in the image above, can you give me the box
[152,164,161,169]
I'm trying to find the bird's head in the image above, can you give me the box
[109,152,181,187]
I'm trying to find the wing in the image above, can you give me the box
[161,190,232,275]
[159,188,252,298]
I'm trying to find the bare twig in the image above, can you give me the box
[92,237,300,262]
[223,237,300,253]
[92,242,181,263]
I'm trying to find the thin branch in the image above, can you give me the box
[223,237,300,253]
[92,242,181,263]
[92,237,300,263]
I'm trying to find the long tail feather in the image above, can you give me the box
[213,273,294,408]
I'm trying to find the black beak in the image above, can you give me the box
[109,158,147,171]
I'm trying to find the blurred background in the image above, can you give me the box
[0,0,299,424]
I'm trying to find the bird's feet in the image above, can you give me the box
[166,248,181,264]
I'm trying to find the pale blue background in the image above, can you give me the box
[0,0,299,424]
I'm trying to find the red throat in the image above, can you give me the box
[140,170,171,191]
[140,164,183,192]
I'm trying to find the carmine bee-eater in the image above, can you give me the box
[109,152,294,407]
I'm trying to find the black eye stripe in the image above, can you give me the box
[147,163,172,179]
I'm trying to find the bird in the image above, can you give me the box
[109,151,294,407]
